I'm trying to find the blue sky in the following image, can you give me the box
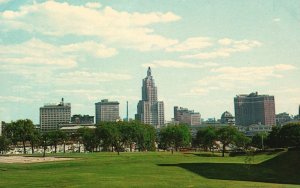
[0,0,299,124]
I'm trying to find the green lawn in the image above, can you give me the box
[0,150,299,188]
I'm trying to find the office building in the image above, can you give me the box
[40,98,71,132]
[95,99,119,124]
[71,114,94,124]
[135,67,164,128]
[174,106,201,126]
[234,92,275,126]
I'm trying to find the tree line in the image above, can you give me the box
[0,119,300,156]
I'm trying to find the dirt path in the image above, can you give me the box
[0,156,74,164]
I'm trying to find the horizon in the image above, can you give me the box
[0,0,300,124]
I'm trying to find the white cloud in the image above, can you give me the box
[218,38,233,46]
[0,39,77,68]
[182,39,262,59]
[143,60,218,68]
[0,38,117,76]
[167,37,213,52]
[0,1,180,51]
[55,71,132,84]
[85,2,102,9]
[273,18,281,22]
[184,64,296,96]
[61,41,117,58]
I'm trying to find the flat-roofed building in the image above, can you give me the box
[95,99,119,124]
[234,92,275,126]
[40,98,71,132]
[71,114,94,124]
[174,106,201,126]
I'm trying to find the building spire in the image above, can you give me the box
[147,67,151,77]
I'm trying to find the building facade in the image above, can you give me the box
[71,114,94,124]
[174,106,201,126]
[135,67,164,128]
[40,98,71,132]
[220,111,235,125]
[234,92,276,126]
[95,99,119,124]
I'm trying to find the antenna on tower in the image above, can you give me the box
[126,101,129,122]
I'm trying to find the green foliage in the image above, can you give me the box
[28,130,41,154]
[251,132,268,149]
[0,136,11,154]
[195,127,217,151]
[217,126,240,157]
[135,123,156,151]
[266,126,281,148]
[159,124,191,152]
[79,128,98,152]
[279,123,300,147]
[234,132,251,150]
[48,130,65,153]
[4,119,35,154]
[96,121,156,153]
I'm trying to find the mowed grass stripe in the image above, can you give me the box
[0,151,299,188]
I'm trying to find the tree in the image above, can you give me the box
[48,130,64,153]
[0,136,10,155]
[234,132,251,151]
[79,128,98,152]
[41,132,50,157]
[70,131,83,153]
[266,126,281,148]
[251,132,268,150]
[14,119,35,154]
[28,130,41,154]
[195,127,217,151]
[279,123,300,147]
[159,124,191,154]
[137,123,156,152]
[119,122,138,152]
[217,126,240,157]
[2,122,18,146]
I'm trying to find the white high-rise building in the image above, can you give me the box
[135,67,164,128]
[40,98,71,132]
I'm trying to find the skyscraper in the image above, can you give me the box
[95,99,120,124]
[40,98,71,132]
[234,92,276,126]
[135,67,164,128]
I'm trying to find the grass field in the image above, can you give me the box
[0,150,299,188]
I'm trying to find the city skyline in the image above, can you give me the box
[1,1,300,124]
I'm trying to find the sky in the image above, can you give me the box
[0,0,300,124]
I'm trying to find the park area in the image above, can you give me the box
[0,150,300,188]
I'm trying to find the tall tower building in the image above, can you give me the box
[95,99,120,124]
[234,92,275,126]
[40,98,71,132]
[135,67,164,128]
